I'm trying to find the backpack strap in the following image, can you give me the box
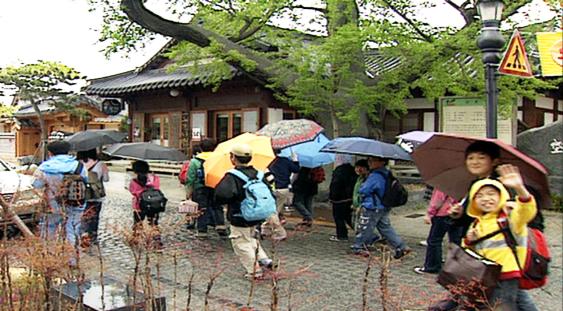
[87,160,100,172]
[228,169,250,183]
[496,211,525,273]
[64,162,83,176]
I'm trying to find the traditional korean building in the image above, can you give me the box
[12,95,118,157]
[85,42,296,155]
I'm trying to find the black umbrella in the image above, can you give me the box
[66,130,127,151]
[103,142,188,162]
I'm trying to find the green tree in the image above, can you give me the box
[90,0,560,137]
[0,61,81,159]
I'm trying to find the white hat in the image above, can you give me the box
[230,144,252,157]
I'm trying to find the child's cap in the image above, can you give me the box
[467,178,509,217]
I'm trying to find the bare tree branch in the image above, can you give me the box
[289,4,328,14]
[120,0,297,88]
[444,0,472,25]
[380,0,434,42]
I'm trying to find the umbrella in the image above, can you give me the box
[66,130,127,151]
[396,130,436,153]
[256,119,324,149]
[204,133,275,188]
[320,137,412,161]
[279,133,335,168]
[411,133,551,206]
[103,142,188,162]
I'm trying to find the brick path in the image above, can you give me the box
[80,172,562,311]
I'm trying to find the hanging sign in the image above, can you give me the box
[498,30,533,78]
[536,32,563,77]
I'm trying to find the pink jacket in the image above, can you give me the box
[427,188,457,218]
[129,174,161,211]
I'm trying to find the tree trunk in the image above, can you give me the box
[31,101,48,162]
[120,0,296,89]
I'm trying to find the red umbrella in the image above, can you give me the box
[412,133,551,207]
[256,119,324,149]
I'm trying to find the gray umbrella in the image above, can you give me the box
[103,142,188,162]
[320,137,412,161]
[66,130,127,151]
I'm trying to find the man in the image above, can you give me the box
[351,156,410,259]
[185,138,226,238]
[329,155,357,241]
[263,148,300,240]
[215,144,273,280]
[33,141,88,246]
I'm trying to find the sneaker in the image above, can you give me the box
[394,247,412,259]
[244,272,264,280]
[413,266,437,274]
[352,249,370,257]
[216,228,228,237]
[329,235,348,242]
[419,240,428,247]
[258,258,273,270]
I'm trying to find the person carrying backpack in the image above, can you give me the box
[185,139,226,238]
[32,141,88,246]
[128,160,163,248]
[350,156,411,259]
[215,144,274,280]
[77,148,109,246]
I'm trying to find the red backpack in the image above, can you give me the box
[309,167,325,184]
[497,212,551,290]
[178,161,190,185]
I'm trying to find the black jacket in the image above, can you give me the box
[291,167,318,195]
[214,165,263,227]
[329,163,357,202]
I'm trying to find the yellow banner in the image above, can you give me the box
[536,32,563,77]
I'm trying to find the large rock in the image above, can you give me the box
[517,120,563,196]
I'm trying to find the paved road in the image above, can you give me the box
[80,172,562,310]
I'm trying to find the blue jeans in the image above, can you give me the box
[424,216,463,272]
[352,208,405,251]
[40,206,84,246]
[293,192,314,221]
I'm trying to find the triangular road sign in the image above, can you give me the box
[499,30,533,78]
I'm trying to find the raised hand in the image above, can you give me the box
[496,164,529,199]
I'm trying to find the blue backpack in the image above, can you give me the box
[228,169,276,221]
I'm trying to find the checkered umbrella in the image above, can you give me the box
[256,119,324,149]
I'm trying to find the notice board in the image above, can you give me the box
[440,97,515,144]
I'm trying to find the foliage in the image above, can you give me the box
[88,0,560,135]
[0,105,16,118]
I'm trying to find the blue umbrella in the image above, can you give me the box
[279,133,335,168]
[320,137,412,161]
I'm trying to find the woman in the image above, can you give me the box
[77,148,109,246]
[128,160,162,247]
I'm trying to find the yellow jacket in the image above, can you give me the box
[463,179,537,280]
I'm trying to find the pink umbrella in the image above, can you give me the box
[412,133,550,207]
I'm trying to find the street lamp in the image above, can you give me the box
[476,0,505,138]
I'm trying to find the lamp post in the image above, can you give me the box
[476,0,505,138]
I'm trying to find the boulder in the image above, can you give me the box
[517,120,562,196]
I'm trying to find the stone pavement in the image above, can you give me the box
[80,172,562,310]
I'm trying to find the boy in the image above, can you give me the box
[463,164,537,310]
[215,144,273,280]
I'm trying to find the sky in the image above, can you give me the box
[0,0,556,104]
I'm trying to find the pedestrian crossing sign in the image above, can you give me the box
[499,30,533,78]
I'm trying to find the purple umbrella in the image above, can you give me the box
[396,131,436,153]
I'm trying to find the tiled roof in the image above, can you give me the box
[85,65,240,96]
[364,50,402,77]
[13,95,101,117]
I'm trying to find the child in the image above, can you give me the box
[463,164,536,310]
[128,160,162,247]
[414,188,463,274]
